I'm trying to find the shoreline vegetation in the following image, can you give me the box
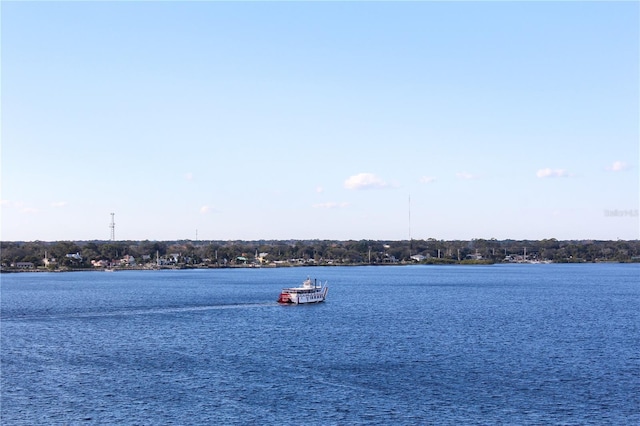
[2,238,639,273]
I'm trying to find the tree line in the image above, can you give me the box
[1,238,639,270]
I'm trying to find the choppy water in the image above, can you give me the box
[1,264,638,424]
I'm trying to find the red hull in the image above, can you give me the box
[277,292,292,303]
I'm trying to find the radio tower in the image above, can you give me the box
[110,213,116,241]
[408,195,412,256]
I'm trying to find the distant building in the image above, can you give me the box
[43,251,57,267]
[120,255,136,266]
[66,252,83,261]
[91,259,109,268]
[14,262,35,269]
[383,254,398,263]
[410,254,426,262]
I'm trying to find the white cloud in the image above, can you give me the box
[2,200,31,210]
[536,168,570,178]
[316,186,324,193]
[185,172,194,181]
[419,176,437,184]
[344,173,388,190]
[607,161,630,172]
[312,202,349,209]
[51,201,67,208]
[2,200,21,208]
[456,172,479,180]
[200,205,218,214]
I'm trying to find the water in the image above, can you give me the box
[1,264,638,425]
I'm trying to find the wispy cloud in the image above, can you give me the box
[456,172,479,180]
[419,176,437,184]
[312,202,349,209]
[200,205,218,214]
[185,172,194,181]
[606,161,630,172]
[536,168,570,178]
[1,200,22,208]
[316,186,324,193]
[51,201,67,208]
[1,200,36,213]
[344,173,388,190]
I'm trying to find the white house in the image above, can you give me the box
[66,252,83,261]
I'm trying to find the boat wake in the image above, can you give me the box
[3,302,278,322]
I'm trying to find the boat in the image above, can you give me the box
[277,277,328,304]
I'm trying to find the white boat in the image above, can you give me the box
[278,277,328,304]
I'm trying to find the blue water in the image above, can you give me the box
[1,264,638,425]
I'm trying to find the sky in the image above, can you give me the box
[2,1,639,242]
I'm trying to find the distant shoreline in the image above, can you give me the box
[3,239,639,271]
[3,259,638,274]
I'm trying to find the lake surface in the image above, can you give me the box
[1,264,638,425]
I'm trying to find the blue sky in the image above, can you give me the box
[2,1,638,241]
